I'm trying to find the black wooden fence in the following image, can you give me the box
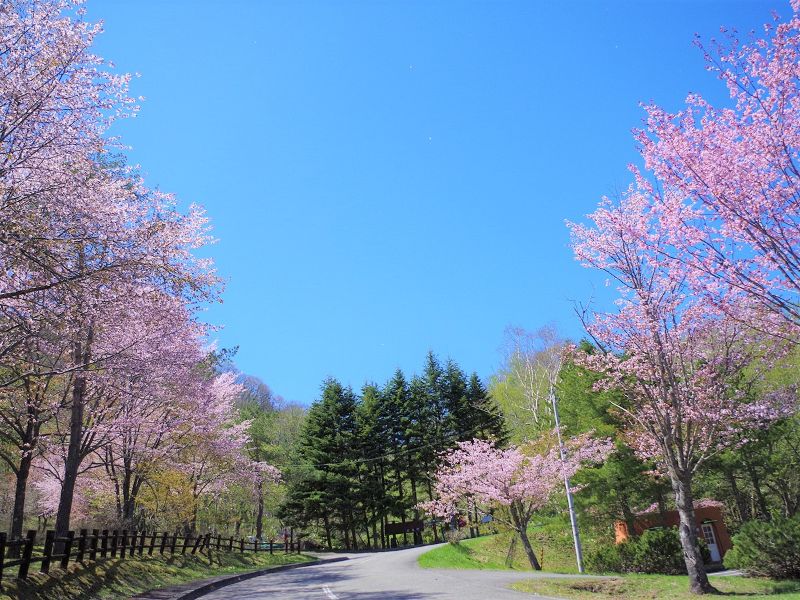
[0,528,302,585]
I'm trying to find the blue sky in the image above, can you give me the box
[88,0,781,405]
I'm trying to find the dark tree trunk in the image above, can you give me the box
[746,464,770,521]
[255,482,264,540]
[671,470,717,594]
[517,527,541,570]
[726,468,750,524]
[427,479,440,543]
[9,452,32,556]
[323,514,332,550]
[55,339,90,542]
[509,502,540,570]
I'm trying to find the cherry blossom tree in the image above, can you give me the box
[568,190,795,593]
[632,2,800,332]
[419,434,612,570]
[0,0,137,305]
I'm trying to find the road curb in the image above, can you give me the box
[130,556,349,600]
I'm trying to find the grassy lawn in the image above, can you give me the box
[0,550,313,600]
[510,575,800,599]
[418,528,584,573]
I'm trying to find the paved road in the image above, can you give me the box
[200,544,579,599]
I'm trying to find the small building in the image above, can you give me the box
[614,500,732,562]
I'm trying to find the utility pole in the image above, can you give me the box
[551,388,584,573]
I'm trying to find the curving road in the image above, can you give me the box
[200,544,571,599]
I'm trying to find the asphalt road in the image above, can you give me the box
[200,544,576,599]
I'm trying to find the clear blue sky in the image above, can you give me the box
[87,0,782,405]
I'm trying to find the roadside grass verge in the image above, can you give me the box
[0,550,313,600]
[419,518,592,573]
[510,574,800,599]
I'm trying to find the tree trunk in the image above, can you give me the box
[9,452,32,556]
[505,535,518,568]
[427,479,440,542]
[671,470,717,594]
[323,514,332,550]
[509,502,541,570]
[517,528,541,570]
[255,482,264,540]
[746,464,770,521]
[55,324,94,542]
[55,344,88,541]
[726,468,750,524]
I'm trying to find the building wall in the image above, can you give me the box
[614,506,732,559]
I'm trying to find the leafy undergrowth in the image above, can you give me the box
[0,550,313,600]
[419,517,592,573]
[511,574,800,599]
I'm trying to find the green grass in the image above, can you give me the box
[0,550,313,600]
[419,527,585,573]
[510,575,800,599]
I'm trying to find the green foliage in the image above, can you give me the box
[280,353,507,551]
[585,543,624,573]
[725,516,800,579]
[587,529,696,575]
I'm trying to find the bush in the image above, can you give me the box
[586,544,624,573]
[725,516,800,579]
[587,528,706,575]
[623,528,686,575]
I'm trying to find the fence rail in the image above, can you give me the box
[0,528,301,585]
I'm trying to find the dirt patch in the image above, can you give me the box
[567,578,628,595]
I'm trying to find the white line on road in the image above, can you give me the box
[322,585,339,599]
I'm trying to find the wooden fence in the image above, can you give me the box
[0,528,301,585]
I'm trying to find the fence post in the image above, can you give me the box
[121,529,128,558]
[159,532,167,555]
[40,530,55,574]
[170,532,178,555]
[269,539,273,555]
[216,534,221,550]
[17,530,36,581]
[111,529,118,558]
[149,531,157,555]
[90,529,99,561]
[239,537,244,553]
[60,530,75,569]
[228,536,233,551]
[138,530,146,556]
[77,529,87,563]
[128,530,136,557]
[191,534,202,554]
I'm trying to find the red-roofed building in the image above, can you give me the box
[614,500,732,562]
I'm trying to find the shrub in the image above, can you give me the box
[725,516,800,579]
[623,528,686,575]
[586,544,624,573]
[587,528,706,575]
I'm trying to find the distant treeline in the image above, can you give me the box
[278,352,506,550]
